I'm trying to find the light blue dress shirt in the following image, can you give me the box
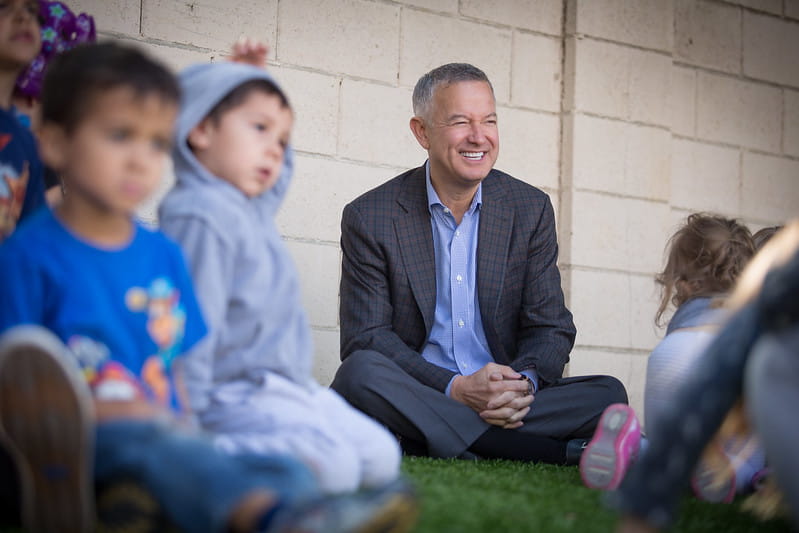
[420,162,538,396]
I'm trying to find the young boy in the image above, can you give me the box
[0,0,45,239]
[158,45,403,494]
[0,42,410,533]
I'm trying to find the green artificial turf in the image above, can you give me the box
[401,456,793,533]
[1,456,792,532]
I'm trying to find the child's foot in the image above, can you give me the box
[271,478,419,533]
[0,325,95,532]
[692,458,736,503]
[580,403,641,490]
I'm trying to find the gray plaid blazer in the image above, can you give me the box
[339,165,576,392]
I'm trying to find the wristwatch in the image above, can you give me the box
[522,375,534,396]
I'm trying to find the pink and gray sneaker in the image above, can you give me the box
[580,403,641,490]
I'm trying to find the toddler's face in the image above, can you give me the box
[192,90,293,198]
[49,87,177,216]
[0,0,41,72]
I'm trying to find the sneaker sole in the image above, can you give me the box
[0,326,95,533]
[580,404,635,490]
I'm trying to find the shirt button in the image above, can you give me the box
[443,207,450,214]
[456,274,462,282]
[458,319,464,327]
[455,230,460,236]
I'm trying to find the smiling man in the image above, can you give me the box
[332,63,627,464]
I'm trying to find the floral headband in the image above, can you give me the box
[14,1,96,100]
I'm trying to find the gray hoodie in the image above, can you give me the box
[159,62,316,412]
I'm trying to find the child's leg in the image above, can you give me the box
[315,387,401,490]
[0,325,94,533]
[201,373,370,494]
[94,419,319,533]
[745,324,799,527]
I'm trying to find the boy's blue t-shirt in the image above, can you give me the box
[0,106,45,239]
[0,209,207,411]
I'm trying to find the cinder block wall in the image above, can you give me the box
[69,0,798,418]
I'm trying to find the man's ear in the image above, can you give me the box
[187,118,214,151]
[37,123,68,171]
[409,116,430,150]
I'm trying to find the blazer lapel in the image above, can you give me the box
[477,172,512,326]
[395,167,437,333]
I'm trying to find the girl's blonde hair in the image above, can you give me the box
[655,213,755,327]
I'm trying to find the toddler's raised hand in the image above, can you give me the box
[228,37,269,68]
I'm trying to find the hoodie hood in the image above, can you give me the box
[172,61,294,214]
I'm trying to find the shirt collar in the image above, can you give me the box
[424,160,482,214]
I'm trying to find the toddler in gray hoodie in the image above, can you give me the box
[159,43,402,495]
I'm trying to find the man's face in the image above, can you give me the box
[413,80,498,190]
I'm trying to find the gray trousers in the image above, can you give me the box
[746,324,799,527]
[331,350,627,459]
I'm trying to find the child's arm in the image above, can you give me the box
[93,398,172,422]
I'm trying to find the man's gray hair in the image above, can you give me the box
[412,63,494,120]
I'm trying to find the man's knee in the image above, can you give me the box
[597,375,628,405]
[331,350,389,403]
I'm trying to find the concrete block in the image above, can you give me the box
[278,0,399,83]
[572,114,670,200]
[732,0,783,15]
[628,352,648,420]
[628,48,672,127]
[567,348,631,385]
[125,39,214,73]
[67,0,140,36]
[788,0,799,19]
[511,32,562,113]
[670,138,741,215]
[573,39,671,127]
[628,273,660,351]
[338,80,421,168]
[570,269,631,347]
[675,0,741,73]
[669,66,696,137]
[625,200,672,274]
[568,348,647,415]
[460,0,563,35]
[573,0,673,52]
[311,328,341,386]
[697,72,782,152]
[139,163,175,227]
[495,107,560,191]
[742,153,799,222]
[570,193,629,272]
[744,12,799,87]
[562,38,578,113]
[276,156,393,243]
[284,240,340,329]
[142,0,277,52]
[399,9,511,103]
[572,39,628,119]
[570,192,670,273]
[786,89,799,158]
[397,0,458,13]
[269,66,340,156]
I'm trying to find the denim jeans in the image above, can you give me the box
[94,419,319,533]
